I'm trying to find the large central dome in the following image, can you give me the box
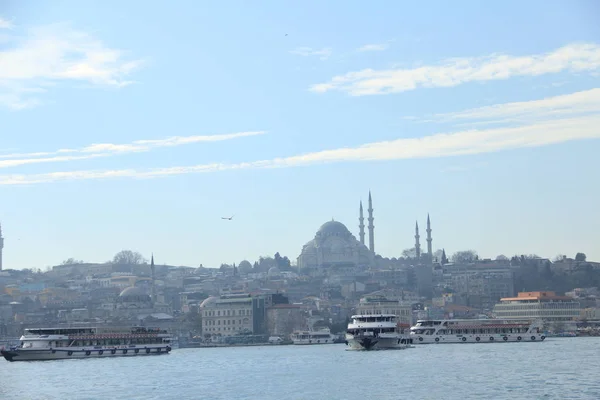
[297,219,372,271]
[317,220,351,237]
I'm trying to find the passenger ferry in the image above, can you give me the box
[345,314,413,350]
[1,326,172,362]
[409,318,546,344]
[291,328,336,345]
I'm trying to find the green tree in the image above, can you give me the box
[112,250,147,265]
[451,250,478,264]
[575,253,587,262]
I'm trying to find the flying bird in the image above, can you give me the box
[221,215,234,220]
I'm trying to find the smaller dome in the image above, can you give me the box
[118,286,151,303]
[119,286,146,298]
[268,267,281,277]
[200,296,218,308]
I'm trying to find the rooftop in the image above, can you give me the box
[500,291,574,302]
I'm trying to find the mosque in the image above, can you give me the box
[296,191,433,272]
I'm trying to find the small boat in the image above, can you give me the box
[291,328,336,345]
[1,326,172,362]
[345,314,413,350]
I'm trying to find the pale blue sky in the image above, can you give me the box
[1,0,599,269]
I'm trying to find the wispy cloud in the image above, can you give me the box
[289,47,332,60]
[2,115,598,185]
[356,43,389,52]
[0,21,143,110]
[432,88,600,126]
[309,43,600,96]
[0,17,13,30]
[0,131,266,169]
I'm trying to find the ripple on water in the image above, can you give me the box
[1,338,599,400]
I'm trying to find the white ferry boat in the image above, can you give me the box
[1,326,172,362]
[291,328,336,345]
[409,318,546,344]
[345,314,413,350]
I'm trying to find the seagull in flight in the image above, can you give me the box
[221,215,234,220]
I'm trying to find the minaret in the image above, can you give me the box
[426,213,433,261]
[0,223,4,271]
[150,253,156,303]
[414,221,421,259]
[368,191,375,253]
[358,201,365,245]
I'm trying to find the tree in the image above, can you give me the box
[575,253,587,262]
[112,250,147,265]
[553,254,566,262]
[402,247,417,259]
[451,250,478,264]
[61,258,84,265]
[432,249,444,263]
[495,255,509,261]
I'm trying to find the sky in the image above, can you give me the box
[1,0,599,269]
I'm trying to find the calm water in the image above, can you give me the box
[1,338,599,400]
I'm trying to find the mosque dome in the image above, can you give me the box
[268,266,281,277]
[117,286,151,303]
[316,220,352,237]
[199,296,218,308]
[297,219,372,271]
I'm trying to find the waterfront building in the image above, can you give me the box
[355,294,413,326]
[492,291,581,322]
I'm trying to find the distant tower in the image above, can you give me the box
[0,223,4,271]
[414,221,421,259]
[426,213,433,261]
[150,253,156,303]
[368,191,375,253]
[358,201,365,245]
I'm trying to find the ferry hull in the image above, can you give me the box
[1,345,171,362]
[411,333,546,344]
[291,337,336,345]
[345,334,412,351]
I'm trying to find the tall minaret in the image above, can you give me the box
[414,221,421,259]
[426,213,433,261]
[0,223,4,271]
[358,201,365,245]
[150,253,156,303]
[368,191,375,253]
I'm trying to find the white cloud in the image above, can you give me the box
[289,47,332,60]
[0,22,143,109]
[0,17,13,29]
[432,87,600,126]
[2,115,598,185]
[356,44,389,52]
[309,43,600,96]
[0,131,266,168]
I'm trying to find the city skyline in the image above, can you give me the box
[1,1,599,269]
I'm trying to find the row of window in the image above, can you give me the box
[204,309,252,317]
[204,318,250,326]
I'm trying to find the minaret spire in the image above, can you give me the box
[368,191,375,253]
[414,221,421,259]
[359,201,365,245]
[426,213,433,262]
[150,253,156,303]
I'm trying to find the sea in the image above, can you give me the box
[1,337,599,400]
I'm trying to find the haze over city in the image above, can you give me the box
[1,0,599,270]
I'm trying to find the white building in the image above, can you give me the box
[200,295,254,337]
[355,294,413,326]
[493,291,581,322]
